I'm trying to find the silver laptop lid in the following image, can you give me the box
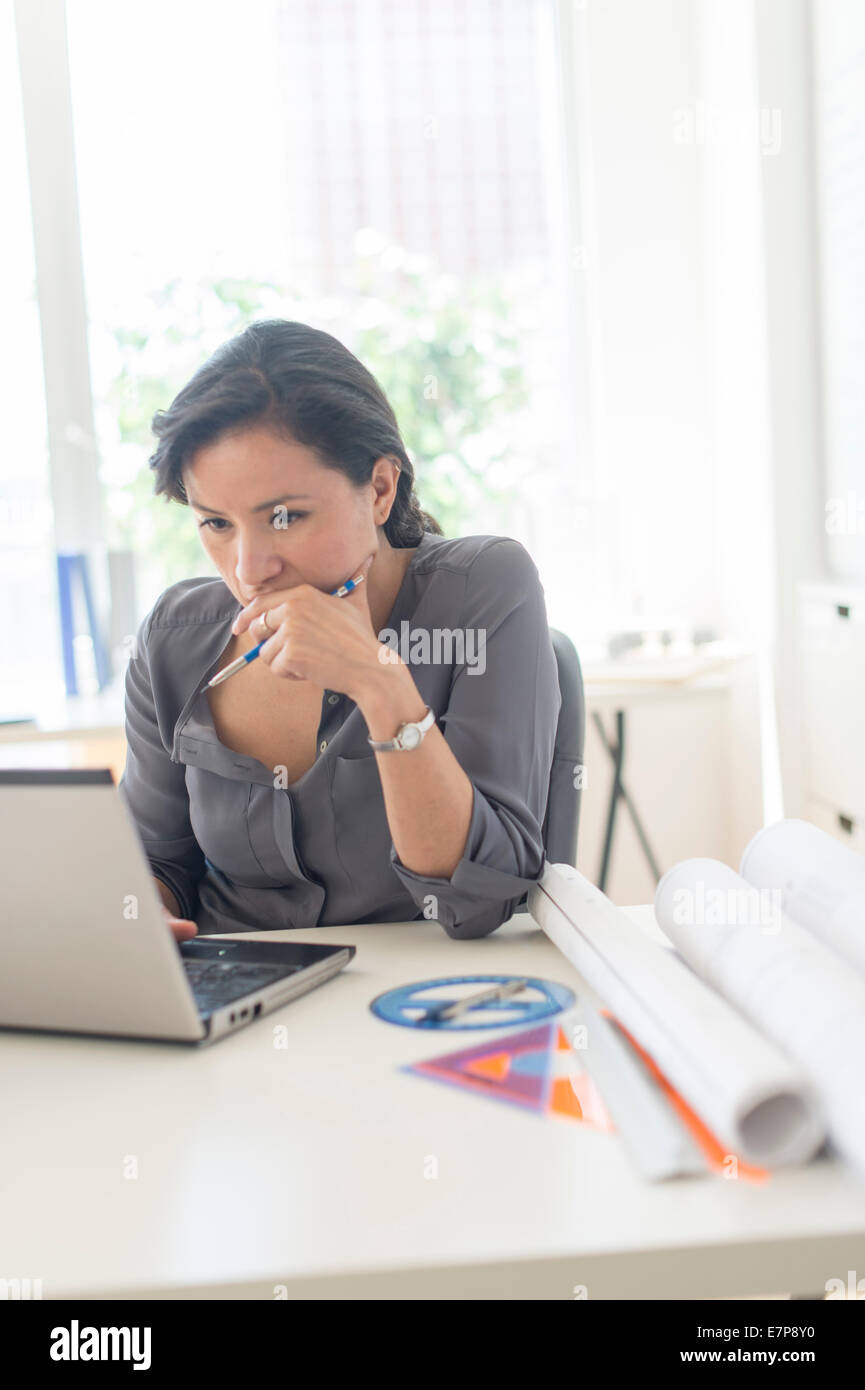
[0,770,204,1042]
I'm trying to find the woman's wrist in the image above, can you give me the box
[154,877,182,917]
[350,658,428,742]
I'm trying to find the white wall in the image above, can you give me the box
[564,0,769,901]
[753,0,826,818]
[812,0,865,584]
[574,0,716,638]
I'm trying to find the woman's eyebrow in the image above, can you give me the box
[188,494,314,516]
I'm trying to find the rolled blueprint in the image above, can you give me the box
[655,856,865,1178]
[740,818,865,975]
[528,864,825,1169]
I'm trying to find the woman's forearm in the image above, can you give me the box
[351,660,474,879]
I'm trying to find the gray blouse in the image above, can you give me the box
[119,531,561,940]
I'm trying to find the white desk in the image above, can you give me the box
[3,904,864,1301]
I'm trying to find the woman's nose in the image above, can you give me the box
[233,537,284,590]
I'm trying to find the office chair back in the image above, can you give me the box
[542,627,585,868]
[515,627,585,914]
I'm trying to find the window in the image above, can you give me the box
[0,0,59,715]
[64,0,577,633]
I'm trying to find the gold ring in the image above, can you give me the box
[259,609,273,633]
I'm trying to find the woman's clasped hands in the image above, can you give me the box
[231,552,383,696]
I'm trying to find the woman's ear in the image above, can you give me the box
[370,455,402,520]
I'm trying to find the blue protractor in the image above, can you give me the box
[369,975,575,1030]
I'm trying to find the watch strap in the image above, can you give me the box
[367,704,435,752]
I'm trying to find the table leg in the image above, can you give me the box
[592,709,663,892]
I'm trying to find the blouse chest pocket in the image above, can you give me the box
[185,767,306,886]
[331,753,392,871]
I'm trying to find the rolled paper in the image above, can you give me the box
[529,864,826,1170]
[655,856,865,1179]
[740,817,865,975]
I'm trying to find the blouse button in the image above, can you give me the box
[327,693,339,705]
[319,739,328,752]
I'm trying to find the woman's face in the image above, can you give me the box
[182,425,393,605]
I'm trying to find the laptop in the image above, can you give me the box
[0,769,355,1046]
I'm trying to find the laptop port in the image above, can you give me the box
[230,1012,235,1023]
[241,1008,249,1018]
[254,1002,262,1018]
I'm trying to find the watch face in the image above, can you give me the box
[400,723,422,749]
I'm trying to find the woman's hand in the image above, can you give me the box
[163,906,198,941]
[153,881,198,941]
[232,554,383,698]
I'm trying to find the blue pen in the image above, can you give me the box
[204,569,366,689]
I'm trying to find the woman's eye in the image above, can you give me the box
[197,512,306,532]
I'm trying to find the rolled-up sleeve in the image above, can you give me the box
[118,608,205,921]
[388,538,561,939]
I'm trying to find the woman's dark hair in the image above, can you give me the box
[148,319,443,546]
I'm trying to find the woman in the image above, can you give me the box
[120,319,561,942]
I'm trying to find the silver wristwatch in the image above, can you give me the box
[367,704,435,752]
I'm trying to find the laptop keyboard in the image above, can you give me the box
[182,959,286,1014]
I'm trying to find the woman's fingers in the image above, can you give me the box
[162,908,198,941]
[169,919,198,941]
[232,558,373,638]
[232,592,291,637]
[257,622,305,680]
